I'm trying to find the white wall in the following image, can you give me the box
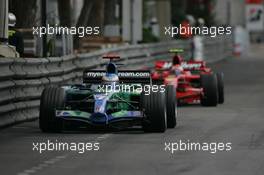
[156,0,171,40]
[215,0,245,26]
[47,0,59,24]
[71,0,84,25]
[122,0,142,43]
[0,0,8,40]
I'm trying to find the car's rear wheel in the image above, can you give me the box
[166,85,177,128]
[216,72,224,104]
[142,91,167,133]
[39,87,65,132]
[201,74,218,106]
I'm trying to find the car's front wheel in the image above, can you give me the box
[166,85,177,128]
[39,87,65,132]
[142,91,167,133]
[201,74,218,106]
[216,72,224,104]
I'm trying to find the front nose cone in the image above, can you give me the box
[90,113,108,125]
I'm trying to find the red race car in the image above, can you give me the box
[151,49,224,106]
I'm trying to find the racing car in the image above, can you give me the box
[151,49,224,106]
[39,55,177,133]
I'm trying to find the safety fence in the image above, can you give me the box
[0,36,232,127]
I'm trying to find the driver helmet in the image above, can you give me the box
[8,13,16,27]
[102,73,119,83]
[173,55,183,65]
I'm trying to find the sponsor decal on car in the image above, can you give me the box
[85,71,150,78]
[181,62,202,69]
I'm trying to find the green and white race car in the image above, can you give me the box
[39,55,177,133]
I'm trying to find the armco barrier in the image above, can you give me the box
[0,36,232,127]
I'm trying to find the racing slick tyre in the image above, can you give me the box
[142,91,167,133]
[216,72,224,104]
[201,74,218,107]
[165,85,177,128]
[39,87,65,132]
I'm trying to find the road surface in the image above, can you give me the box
[0,45,264,175]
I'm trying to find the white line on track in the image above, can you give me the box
[16,134,112,175]
[17,155,67,175]
[96,134,111,141]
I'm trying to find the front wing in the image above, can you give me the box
[55,110,143,125]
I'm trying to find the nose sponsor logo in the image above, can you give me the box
[94,95,107,113]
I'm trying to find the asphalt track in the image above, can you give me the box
[1,45,264,175]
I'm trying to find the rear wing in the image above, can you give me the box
[169,48,184,53]
[102,54,120,60]
[83,70,151,84]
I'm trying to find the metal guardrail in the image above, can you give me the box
[0,36,232,127]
